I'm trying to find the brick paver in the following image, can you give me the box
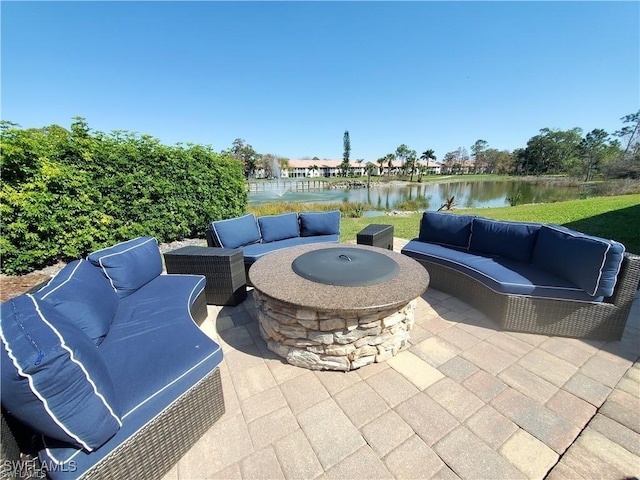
[462,369,508,402]
[334,380,390,428]
[426,378,484,421]
[395,392,459,446]
[437,355,478,382]
[562,372,613,407]
[491,388,580,454]
[499,429,558,478]
[297,398,365,469]
[387,350,445,389]
[498,363,559,404]
[436,325,483,350]
[461,340,518,374]
[465,404,519,449]
[545,389,597,429]
[273,429,323,480]
[517,349,578,387]
[240,446,285,480]
[325,445,394,479]
[361,410,414,457]
[364,367,420,407]
[411,336,460,367]
[247,405,298,450]
[383,435,446,479]
[434,426,526,479]
[165,273,640,480]
[279,371,330,414]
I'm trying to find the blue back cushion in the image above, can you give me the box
[87,236,162,299]
[418,212,474,248]
[469,218,541,263]
[258,213,300,243]
[210,214,261,248]
[34,260,118,345]
[532,225,626,297]
[0,295,122,450]
[299,211,341,237]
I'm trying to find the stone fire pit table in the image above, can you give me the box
[249,243,429,371]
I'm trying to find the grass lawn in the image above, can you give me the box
[340,194,640,254]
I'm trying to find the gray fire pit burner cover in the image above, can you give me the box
[291,247,400,286]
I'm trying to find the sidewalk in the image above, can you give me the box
[163,240,640,480]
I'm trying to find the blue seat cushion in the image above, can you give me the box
[258,213,300,243]
[469,218,541,263]
[39,274,223,479]
[209,213,262,249]
[0,295,121,451]
[243,235,340,265]
[402,240,601,302]
[299,211,341,237]
[87,236,162,299]
[531,225,625,298]
[33,260,118,345]
[418,212,475,249]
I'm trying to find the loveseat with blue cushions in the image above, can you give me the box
[206,211,341,280]
[0,236,225,480]
[401,212,640,340]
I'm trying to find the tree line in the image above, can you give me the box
[373,111,639,181]
[229,111,640,181]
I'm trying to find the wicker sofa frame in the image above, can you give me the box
[0,289,225,480]
[409,252,640,341]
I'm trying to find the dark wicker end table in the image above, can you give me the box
[357,224,394,250]
[164,246,247,306]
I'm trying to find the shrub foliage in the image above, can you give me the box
[1,118,247,274]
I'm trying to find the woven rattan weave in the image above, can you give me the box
[411,252,640,341]
[357,224,394,250]
[164,246,247,306]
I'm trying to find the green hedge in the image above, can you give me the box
[0,119,247,274]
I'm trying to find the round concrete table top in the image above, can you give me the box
[249,243,429,314]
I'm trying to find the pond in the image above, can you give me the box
[248,179,584,211]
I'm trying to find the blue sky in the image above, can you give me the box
[2,1,639,161]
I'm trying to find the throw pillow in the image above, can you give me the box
[87,236,162,298]
[0,295,121,450]
[469,217,541,263]
[34,260,118,345]
[258,213,300,243]
[532,225,625,297]
[418,212,475,248]
[209,214,262,249]
[299,211,341,237]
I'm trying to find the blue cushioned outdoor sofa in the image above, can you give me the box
[1,236,225,479]
[206,211,341,279]
[401,212,640,340]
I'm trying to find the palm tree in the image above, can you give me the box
[419,149,436,182]
[406,153,417,182]
[277,157,290,174]
[376,157,386,181]
[386,153,395,178]
[416,165,427,183]
[365,162,377,188]
[309,164,319,178]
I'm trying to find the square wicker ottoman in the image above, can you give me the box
[357,224,394,250]
[164,246,247,306]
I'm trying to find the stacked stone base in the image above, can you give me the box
[254,290,416,371]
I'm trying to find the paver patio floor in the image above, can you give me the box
[163,239,640,480]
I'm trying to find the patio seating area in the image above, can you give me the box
[162,238,640,480]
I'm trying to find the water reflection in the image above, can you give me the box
[248,180,583,210]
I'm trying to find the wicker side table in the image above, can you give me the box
[357,224,394,250]
[164,246,247,306]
